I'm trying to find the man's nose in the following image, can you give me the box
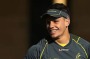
[49,21,55,28]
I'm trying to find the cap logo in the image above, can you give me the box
[47,9,57,12]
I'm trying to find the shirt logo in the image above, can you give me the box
[76,53,81,59]
[59,48,69,51]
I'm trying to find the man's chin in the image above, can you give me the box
[50,35,59,39]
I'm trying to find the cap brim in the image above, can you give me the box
[41,9,69,19]
[41,14,60,20]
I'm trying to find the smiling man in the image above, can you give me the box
[25,3,90,59]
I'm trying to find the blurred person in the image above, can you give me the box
[25,3,90,59]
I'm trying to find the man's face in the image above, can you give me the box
[46,17,70,39]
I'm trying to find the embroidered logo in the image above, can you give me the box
[59,48,69,51]
[76,53,81,59]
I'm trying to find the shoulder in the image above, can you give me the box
[28,38,47,53]
[71,33,90,45]
[24,45,40,59]
[24,38,48,59]
[26,39,46,57]
[71,33,90,50]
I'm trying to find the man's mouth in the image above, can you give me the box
[51,30,57,33]
[49,29,58,34]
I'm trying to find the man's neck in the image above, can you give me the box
[55,29,70,44]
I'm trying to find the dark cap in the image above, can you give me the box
[41,3,70,20]
[41,9,69,19]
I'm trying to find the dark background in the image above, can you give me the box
[0,0,90,59]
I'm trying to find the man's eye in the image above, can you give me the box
[54,20,59,22]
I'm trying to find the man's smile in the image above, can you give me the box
[49,29,59,35]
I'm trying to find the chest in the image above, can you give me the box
[41,42,87,59]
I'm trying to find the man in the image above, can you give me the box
[25,3,90,59]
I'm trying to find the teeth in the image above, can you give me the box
[51,30,57,33]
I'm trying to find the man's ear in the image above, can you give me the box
[65,17,70,27]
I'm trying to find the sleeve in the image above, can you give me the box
[24,45,40,59]
[88,44,90,59]
[78,38,90,59]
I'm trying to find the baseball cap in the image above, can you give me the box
[41,9,69,19]
[41,3,70,20]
